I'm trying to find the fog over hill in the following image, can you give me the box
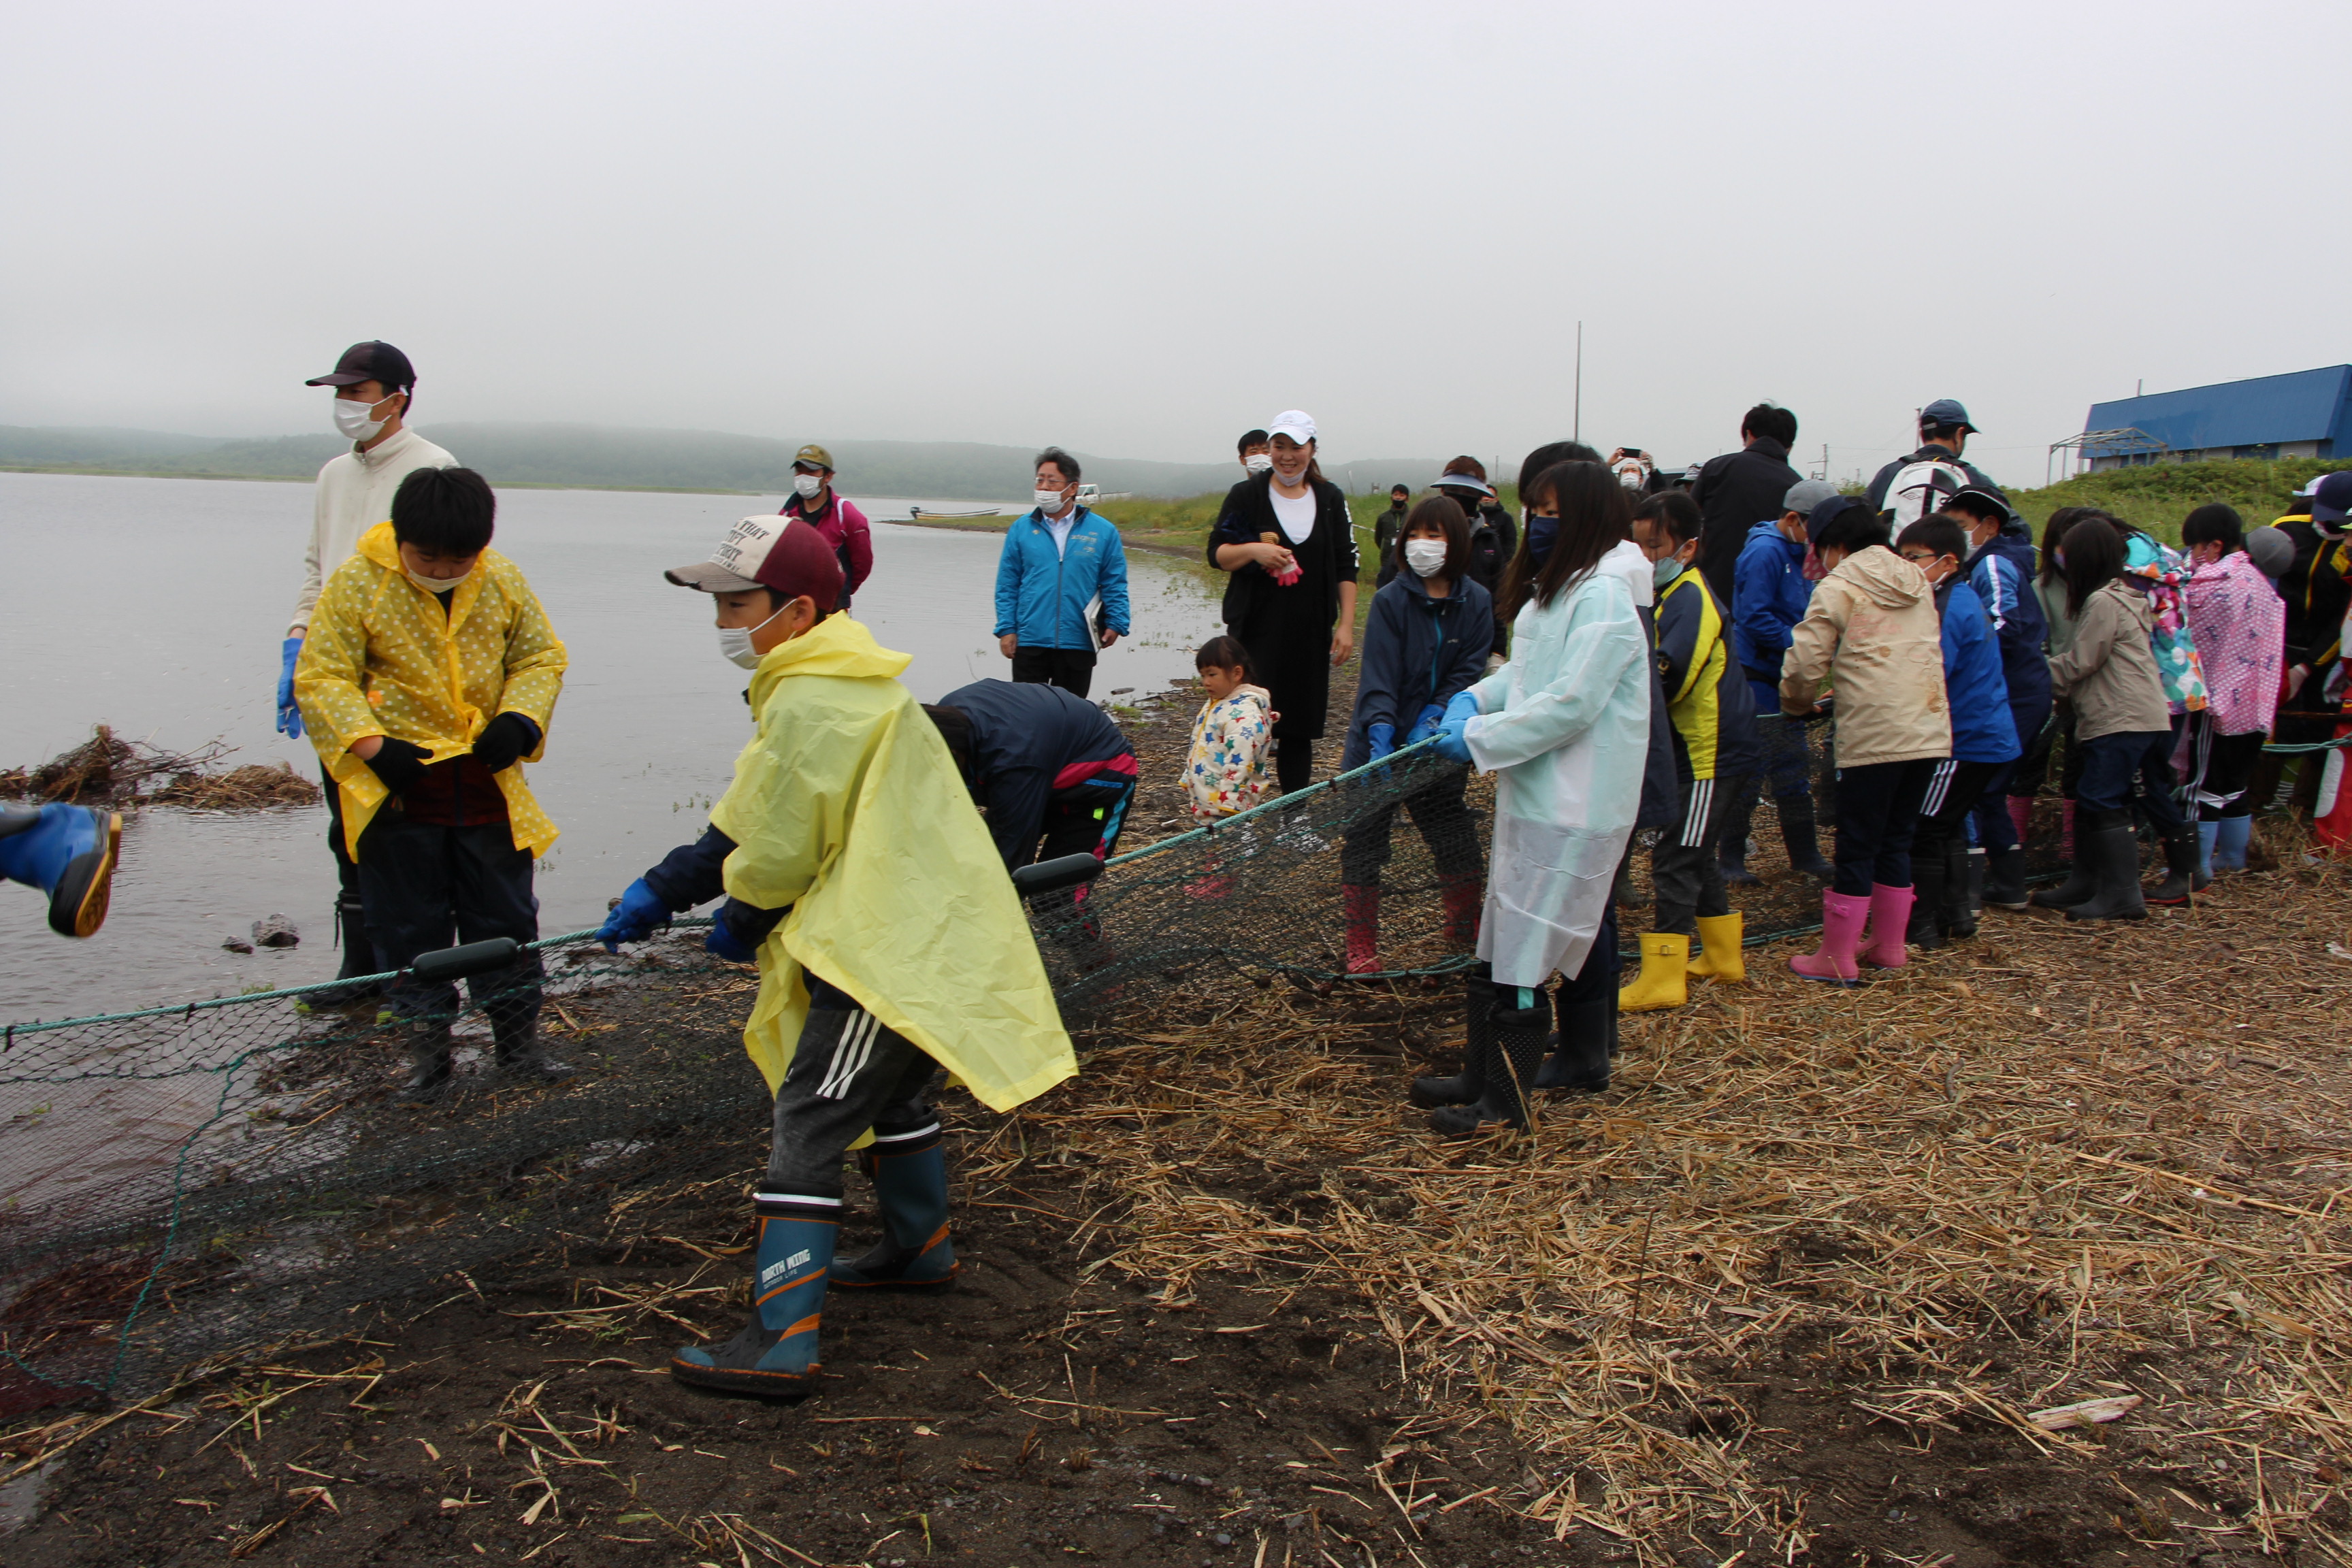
[0,423,1445,502]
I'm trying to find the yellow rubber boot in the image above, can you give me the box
[1618,934,1689,1013]
[1685,912,1746,983]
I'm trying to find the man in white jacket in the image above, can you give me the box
[281,340,455,1002]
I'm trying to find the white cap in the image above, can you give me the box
[1267,409,1317,444]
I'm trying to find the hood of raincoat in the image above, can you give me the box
[1778,545,1950,768]
[1837,543,1934,610]
[295,521,568,858]
[710,612,1075,1113]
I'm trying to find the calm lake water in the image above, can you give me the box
[0,472,1224,1020]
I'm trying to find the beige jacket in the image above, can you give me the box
[2047,578,2171,740]
[289,427,457,633]
[1780,545,1950,768]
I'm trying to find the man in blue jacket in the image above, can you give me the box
[1718,478,1839,885]
[1895,515,2021,948]
[994,447,1130,699]
[1943,487,2052,911]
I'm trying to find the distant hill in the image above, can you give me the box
[2012,456,2335,541]
[0,423,1442,502]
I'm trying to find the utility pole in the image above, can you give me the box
[1573,321,1583,442]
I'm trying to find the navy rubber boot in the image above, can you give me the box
[832,1122,957,1293]
[0,802,121,937]
[671,1194,836,1399]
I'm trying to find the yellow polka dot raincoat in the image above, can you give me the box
[295,521,568,859]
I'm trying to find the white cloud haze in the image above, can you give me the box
[3,0,2344,489]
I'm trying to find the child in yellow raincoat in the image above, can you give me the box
[596,514,1075,1399]
[295,468,568,1102]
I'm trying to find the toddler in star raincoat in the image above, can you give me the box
[1183,636,1278,820]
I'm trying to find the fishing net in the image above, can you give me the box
[0,719,2337,1416]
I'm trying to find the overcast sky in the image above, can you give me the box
[5,1,2344,490]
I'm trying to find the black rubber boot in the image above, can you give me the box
[393,1024,454,1105]
[1535,986,1612,1093]
[1612,854,1649,909]
[1430,987,1551,1136]
[298,876,384,1011]
[2065,814,2148,922]
[1411,970,1497,1109]
[2143,828,2201,906]
[1982,846,2029,911]
[1945,844,1982,938]
[1777,790,1833,880]
[491,1022,576,1084]
[1906,847,1946,951]
[1717,786,1761,887]
[2031,819,2097,909]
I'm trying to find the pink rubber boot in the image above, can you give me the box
[1789,890,1870,985]
[1860,884,1916,969]
[2006,795,2033,847]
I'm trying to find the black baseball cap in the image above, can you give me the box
[306,341,415,391]
[1806,494,1867,543]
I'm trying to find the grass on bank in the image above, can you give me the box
[2010,457,2335,542]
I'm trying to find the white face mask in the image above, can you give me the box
[1244,453,1273,474]
[793,473,824,500]
[333,391,399,442]
[717,599,792,669]
[406,566,472,595]
[1404,539,1448,578]
[1035,487,1069,513]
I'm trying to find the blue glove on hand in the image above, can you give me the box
[1433,715,1475,764]
[598,878,672,952]
[1367,721,1395,762]
[705,911,759,965]
[1406,703,1446,744]
[276,636,305,739]
[1442,690,1482,727]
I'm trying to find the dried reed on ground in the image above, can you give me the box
[1022,863,2352,1563]
[1,725,318,809]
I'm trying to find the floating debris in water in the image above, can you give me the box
[1,725,321,810]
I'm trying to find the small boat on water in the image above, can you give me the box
[906,506,1003,520]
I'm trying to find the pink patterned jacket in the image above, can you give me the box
[2182,549,2285,737]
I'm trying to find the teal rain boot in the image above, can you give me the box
[670,1194,836,1399]
[2196,819,2220,881]
[832,1123,957,1293]
[0,802,121,938]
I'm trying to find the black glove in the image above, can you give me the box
[363,737,431,796]
[470,712,541,773]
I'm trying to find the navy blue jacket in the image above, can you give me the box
[936,679,1136,868]
[1341,572,1494,768]
[1731,521,1812,681]
[1964,517,2055,750]
[994,508,1131,651]
[1936,579,2023,765]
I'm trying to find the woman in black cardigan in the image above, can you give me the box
[1205,410,1360,794]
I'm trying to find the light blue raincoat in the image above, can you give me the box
[1460,563,1652,989]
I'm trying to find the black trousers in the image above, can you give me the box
[1023,774,1136,926]
[355,812,542,1028]
[1651,773,1733,935]
[1339,771,1481,888]
[1910,757,2008,863]
[2200,730,2269,820]
[1829,758,1938,897]
[1012,645,1096,700]
[1273,736,1314,794]
[762,973,940,1201]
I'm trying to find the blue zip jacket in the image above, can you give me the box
[993,508,1131,651]
[1731,520,1812,680]
[1341,570,1493,769]
[1936,578,2023,764]
[1965,516,2054,749]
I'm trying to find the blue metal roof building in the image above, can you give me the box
[2079,365,2352,469]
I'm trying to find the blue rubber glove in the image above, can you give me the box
[1406,703,1446,744]
[276,636,306,739]
[1433,714,1475,764]
[1442,690,1482,727]
[598,878,672,952]
[705,914,759,965]
[1367,721,1396,762]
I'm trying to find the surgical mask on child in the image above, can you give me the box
[793,473,824,499]
[1526,516,1560,567]
[717,600,793,669]
[1404,539,1448,578]
[406,566,472,596]
[1244,453,1274,474]
[1652,553,1683,591]
[333,393,399,442]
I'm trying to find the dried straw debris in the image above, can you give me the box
[1,725,319,810]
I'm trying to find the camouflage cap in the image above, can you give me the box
[793,444,834,472]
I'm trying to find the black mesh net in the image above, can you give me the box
[0,714,2308,1416]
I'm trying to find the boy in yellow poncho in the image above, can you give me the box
[295,468,568,1102]
[596,514,1075,1399]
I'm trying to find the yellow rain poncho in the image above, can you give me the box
[295,521,568,859]
[710,614,1075,1111]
